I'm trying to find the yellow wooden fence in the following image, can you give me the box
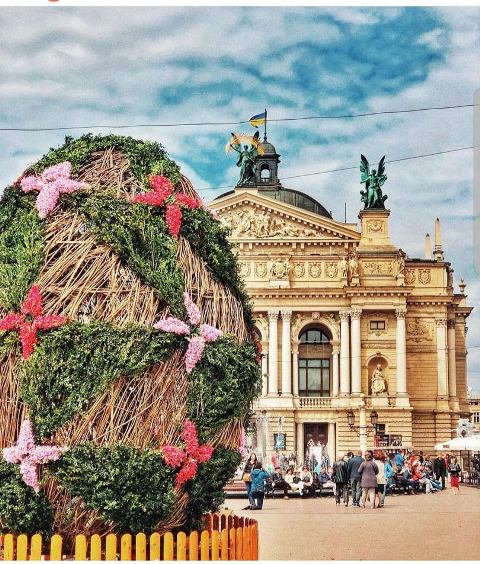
[0,515,258,561]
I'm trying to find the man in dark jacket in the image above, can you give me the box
[433,455,447,489]
[332,452,349,506]
[272,466,290,499]
[347,450,364,507]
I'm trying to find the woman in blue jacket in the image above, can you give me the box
[249,462,272,510]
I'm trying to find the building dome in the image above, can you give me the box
[259,140,277,155]
[260,187,332,218]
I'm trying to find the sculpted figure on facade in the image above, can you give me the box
[219,207,317,239]
[349,249,359,276]
[371,364,387,394]
[340,255,348,278]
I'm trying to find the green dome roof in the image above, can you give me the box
[215,187,332,219]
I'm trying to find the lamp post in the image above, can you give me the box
[347,407,379,452]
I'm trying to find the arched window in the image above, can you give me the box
[298,326,332,397]
[260,164,271,182]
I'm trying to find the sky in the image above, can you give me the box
[0,6,479,391]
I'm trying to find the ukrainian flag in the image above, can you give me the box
[249,110,267,128]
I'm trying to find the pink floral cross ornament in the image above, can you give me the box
[20,161,86,219]
[0,285,67,359]
[154,292,222,373]
[161,419,213,488]
[3,419,63,492]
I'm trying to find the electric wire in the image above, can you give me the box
[0,103,475,132]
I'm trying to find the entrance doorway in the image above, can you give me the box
[303,423,330,470]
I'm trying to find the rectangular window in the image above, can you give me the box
[370,320,386,330]
[298,358,330,397]
[473,412,480,423]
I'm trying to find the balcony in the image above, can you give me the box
[297,397,333,408]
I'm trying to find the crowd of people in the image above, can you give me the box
[240,450,462,510]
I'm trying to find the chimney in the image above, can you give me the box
[425,233,432,260]
[433,217,444,261]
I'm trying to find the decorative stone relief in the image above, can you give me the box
[363,261,393,275]
[239,262,251,277]
[406,318,433,342]
[293,262,306,278]
[255,262,268,278]
[366,219,385,234]
[269,258,291,279]
[405,269,416,285]
[309,262,322,278]
[325,261,338,278]
[418,269,431,285]
[219,207,317,239]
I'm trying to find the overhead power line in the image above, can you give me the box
[0,103,475,132]
[193,145,474,191]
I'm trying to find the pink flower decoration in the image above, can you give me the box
[132,175,201,239]
[183,292,201,325]
[20,161,86,219]
[3,419,63,492]
[153,293,222,374]
[0,285,67,359]
[161,419,213,488]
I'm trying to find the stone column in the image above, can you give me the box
[296,422,304,465]
[447,319,457,400]
[436,317,448,399]
[350,308,362,395]
[339,310,351,396]
[359,407,368,453]
[261,352,268,396]
[281,310,292,396]
[327,422,336,464]
[395,307,408,406]
[267,310,279,396]
[331,340,340,397]
[292,345,299,397]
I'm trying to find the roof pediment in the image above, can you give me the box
[210,189,360,242]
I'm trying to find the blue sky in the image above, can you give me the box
[0,6,479,391]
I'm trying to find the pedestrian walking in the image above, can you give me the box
[374,451,386,507]
[347,449,364,507]
[358,450,378,508]
[433,453,447,490]
[448,456,461,495]
[242,453,257,510]
[332,451,349,506]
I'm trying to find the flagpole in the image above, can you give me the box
[264,108,267,141]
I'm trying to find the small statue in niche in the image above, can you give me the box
[349,249,359,277]
[371,363,387,394]
[340,256,348,278]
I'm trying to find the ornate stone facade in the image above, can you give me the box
[210,175,472,465]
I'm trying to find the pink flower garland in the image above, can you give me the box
[154,292,222,374]
[20,161,86,219]
[161,419,213,488]
[3,419,63,492]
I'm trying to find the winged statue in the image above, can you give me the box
[360,154,388,210]
[228,130,261,186]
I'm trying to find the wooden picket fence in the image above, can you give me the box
[0,514,258,561]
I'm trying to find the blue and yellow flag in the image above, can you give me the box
[249,111,267,128]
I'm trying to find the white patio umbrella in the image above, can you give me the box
[434,435,480,451]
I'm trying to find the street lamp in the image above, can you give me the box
[347,408,379,436]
